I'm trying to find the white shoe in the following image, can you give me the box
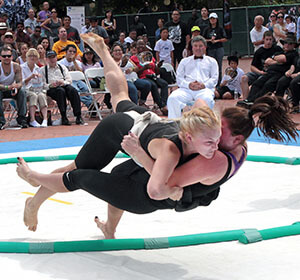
[29,120,41,127]
[40,120,48,127]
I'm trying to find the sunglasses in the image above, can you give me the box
[5,35,13,38]
[270,15,276,18]
[1,54,11,58]
[277,16,284,18]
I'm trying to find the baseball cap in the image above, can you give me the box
[191,26,200,32]
[46,50,57,57]
[84,47,93,54]
[0,22,7,29]
[209,12,218,19]
[4,31,13,37]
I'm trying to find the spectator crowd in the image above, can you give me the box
[1,2,300,130]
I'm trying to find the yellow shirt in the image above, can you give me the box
[52,40,83,60]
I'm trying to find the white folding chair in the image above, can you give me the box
[69,70,103,120]
[84,67,111,119]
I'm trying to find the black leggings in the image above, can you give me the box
[63,160,175,214]
[74,100,148,169]
[62,100,175,214]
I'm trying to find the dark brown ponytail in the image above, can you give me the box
[250,94,298,142]
[222,95,298,142]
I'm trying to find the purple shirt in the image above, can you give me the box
[38,10,51,22]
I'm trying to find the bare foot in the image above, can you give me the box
[24,197,38,232]
[94,216,115,239]
[16,157,39,187]
[80,33,106,51]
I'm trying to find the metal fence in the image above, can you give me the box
[87,3,300,57]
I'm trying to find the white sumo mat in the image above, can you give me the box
[0,142,300,280]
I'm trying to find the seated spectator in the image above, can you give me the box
[15,22,32,48]
[24,8,38,35]
[167,36,218,118]
[81,48,101,88]
[116,31,128,53]
[275,41,300,98]
[16,42,29,65]
[250,15,269,52]
[37,1,51,36]
[40,8,62,44]
[124,29,137,47]
[21,48,48,127]
[36,44,47,67]
[87,17,109,45]
[142,33,152,50]
[131,39,169,115]
[63,15,80,46]
[154,27,174,65]
[183,25,201,58]
[237,36,298,108]
[40,50,84,125]
[214,55,244,99]
[130,15,147,37]
[52,27,82,60]
[111,43,151,105]
[266,13,277,33]
[0,46,28,129]
[81,48,100,71]
[155,18,164,41]
[1,32,18,61]
[285,55,300,112]
[240,30,282,99]
[127,41,138,56]
[30,26,42,48]
[273,12,287,47]
[38,36,51,51]
[58,44,93,110]
[284,15,296,35]
[101,10,117,45]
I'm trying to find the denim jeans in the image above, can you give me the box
[72,80,93,108]
[133,79,151,102]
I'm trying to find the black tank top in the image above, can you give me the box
[139,121,198,166]
[174,151,232,212]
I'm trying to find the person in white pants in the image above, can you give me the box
[167,35,218,118]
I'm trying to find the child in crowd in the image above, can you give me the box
[154,27,174,65]
[284,15,296,35]
[214,55,244,99]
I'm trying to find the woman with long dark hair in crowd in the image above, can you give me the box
[203,12,227,84]
[101,10,117,45]
[38,37,51,52]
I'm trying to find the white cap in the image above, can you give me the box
[209,12,218,19]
